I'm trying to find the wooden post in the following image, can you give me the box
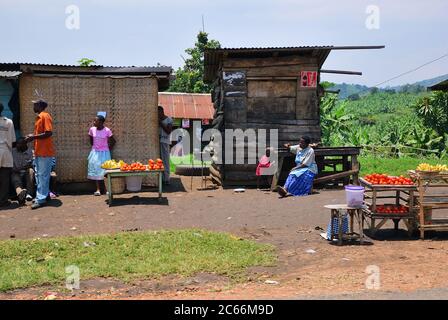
[107,174,113,206]
[372,189,377,213]
[158,172,163,199]
[343,156,350,185]
[360,208,365,244]
[349,209,354,233]
[418,176,425,239]
[351,155,360,185]
[271,155,284,191]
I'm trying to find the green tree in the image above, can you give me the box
[168,31,221,93]
[414,91,448,150]
[320,93,353,146]
[320,81,335,90]
[78,58,96,67]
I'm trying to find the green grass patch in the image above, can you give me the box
[0,229,276,292]
[359,155,443,176]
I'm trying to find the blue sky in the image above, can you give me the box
[1,0,447,86]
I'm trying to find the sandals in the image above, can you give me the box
[277,186,288,198]
[18,189,27,205]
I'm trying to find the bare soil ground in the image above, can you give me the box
[1,175,448,300]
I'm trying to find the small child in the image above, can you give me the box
[256,147,274,189]
[87,115,116,195]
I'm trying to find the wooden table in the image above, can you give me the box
[324,204,366,245]
[271,146,361,191]
[408,170,448,239]
[105,169,163,206]
[359,178,417,236]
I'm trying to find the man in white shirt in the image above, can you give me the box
[0,103,16,207]
[158,106,173,184]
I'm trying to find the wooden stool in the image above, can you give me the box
[324,204,366,245]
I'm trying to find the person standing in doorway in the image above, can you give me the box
[158,106,173,184]
[0,102,16,207]
[25,99,55,209]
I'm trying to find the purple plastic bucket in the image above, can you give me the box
[345,185,364,207]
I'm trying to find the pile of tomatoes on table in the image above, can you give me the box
[120,162,147,172]
[363,173,414,185]
[374,205,409,215]
[148,159,164,171]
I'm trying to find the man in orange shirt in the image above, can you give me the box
[25,99,55,209]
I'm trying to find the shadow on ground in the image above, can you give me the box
[107,196,169,207]
[365,229,448,241]
[45,199,63,208]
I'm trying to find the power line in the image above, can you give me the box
[373,51,448,88]
[327,51,448,96]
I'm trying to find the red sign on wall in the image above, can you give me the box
[300,71,318,88]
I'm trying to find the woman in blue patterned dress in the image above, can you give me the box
[277,136,318,198]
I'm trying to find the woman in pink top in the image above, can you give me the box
[87,115,116,195]
[256,147,274,189]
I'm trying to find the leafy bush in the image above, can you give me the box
[320,89,445,159]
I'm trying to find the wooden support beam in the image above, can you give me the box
[314,170,358,184]
[321,69,362,75]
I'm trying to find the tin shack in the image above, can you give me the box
[0,63,172,184]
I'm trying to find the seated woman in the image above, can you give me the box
[277,136,317,198]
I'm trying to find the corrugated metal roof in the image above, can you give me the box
[0,62,171,70]
[0,63,172,75]
[158,92,214,120]
[208,46,334,52]
[429,79,448,91]
[0,62,173,89]
[0,71,21,78]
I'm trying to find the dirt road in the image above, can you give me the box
[1,176,448,300]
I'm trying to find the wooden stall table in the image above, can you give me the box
[271,146,361,191]
[409,170,448,239]
[324,204,366,245]
[105,169,163,206]
[360,178,417,236]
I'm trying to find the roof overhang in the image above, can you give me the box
[429,79,448,92]
[204,45,384,83]
[0,71,22,79]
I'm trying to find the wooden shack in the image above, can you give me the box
[203,46,383,186]
[0,63,171,184]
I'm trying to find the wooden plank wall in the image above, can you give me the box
[212,54,322,186]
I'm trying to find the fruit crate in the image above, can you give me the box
[359,178,418,236]
[368,204,410,216]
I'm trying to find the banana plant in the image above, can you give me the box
[320,94,354,145]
